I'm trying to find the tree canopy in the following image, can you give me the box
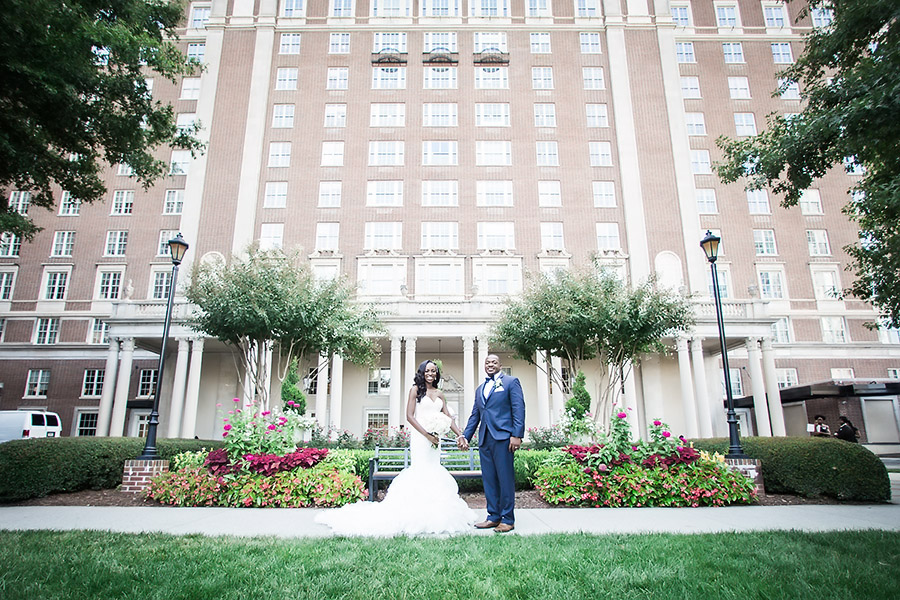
[716,0,900,327]
[1,0,203,238]
[187,247,384,407]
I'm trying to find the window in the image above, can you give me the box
[280,33,301,54]
[734,113,757,136]
[82,369,105,397]
[526,0,551,17]
[475,261,521,295]
[51,231,75,257]
[776,368,798,389]
[9,191,30,215]
[268,142,291,167]
[811,7,834,28]
[596,223,620,251]
[540,222,564,251]
[34,318,60,345]
[372,0,411,17]
[321,142,344,166]
[728,77,751,99]
[685,112,706,135]
[372,66,406,89]
[771,317,791,343]
[585,104,608,128]
[799,189,823,215]
[324,104,347,127]
[888,368,900,379]
[844,156,865,176]
[721,368,743,398]
[675,42,695,63]
[671,4,691,27]
[176,113,196,133]
[329,32,350,53]
[275,68,298,90]
[807,230,831,256]
[530,33,551,54]
[592,181,616,207]
[753,229,777,255]
[111,190,134,215]
[576,0,601,17]
[421,222,459,250]
[536,141,559,166]
[0,233,21,258]
[696,189,718,214]
[771,43,794,64]
[187,43,205,62]
[59,192,81,216]
[821,317,848,343]
[43,271,68,300]
[539,181,562,207]
[690,150,711,174]
[758,269,785,299]
[318,182,342,207]
[477,222,515,250]
[97,271,122,300]
[681,76,701,99]
[261,182,287,209]
[831,367,854,380]
[476,141,512,166]
[368,141,404,166]
[716,4,739,27]
[359,262,405,295]
[531,67,554,90]
[282,0,305,17]
[423,66,457,90]
[272,104,295,128]
[364,222,402,250]
[589,142,613,167]
[370,103,405,127]
[582,67,605,90]
[90,318,110,344]
[746,189,770,214]
[367,181,403,206]
[533,103,557,127]
[813,268,841,300]
[315,223,340,251]
[579,32,601,54]
[763,3,787,28]
[331,0,355,17]
[117,163,134,176]
[327,68,349,90]
[25,369,50,397]
[180,77,201,99]
[104,231,128,256]
[138,369,158,398]
[722,42,744,63]
[421,181,458,206]
[422,141,458,166]
[476,181,514,206]
[476,104,510,127]
[147,268,171,300]
[170,151,191,175]
[473,33,507,53]
[75,411,99,436]
[422,103,458,127]
[779,78,801,100]
[475,67,509,89]
[164,190,184,215]
[0,270,15,300]
[368,369,392,395]
[259,223,284,250]
[424,32,457,52]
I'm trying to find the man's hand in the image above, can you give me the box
[508,436,522,453]
[457,435,469,450]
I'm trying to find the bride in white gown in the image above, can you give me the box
[315,360,477,536]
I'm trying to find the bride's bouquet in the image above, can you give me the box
[418,412,452,448]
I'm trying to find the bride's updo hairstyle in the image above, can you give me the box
[414,360,441,401]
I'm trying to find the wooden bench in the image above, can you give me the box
[367,442,481,501]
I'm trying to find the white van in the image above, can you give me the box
[0,411,63,443]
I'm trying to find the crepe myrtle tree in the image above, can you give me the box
[490,268,693,428]
[187,246,384,409]
[716,0,900,328]
[0,0,204,239]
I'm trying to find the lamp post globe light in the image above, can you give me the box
[700,230,746,459]
[137,233,189,460]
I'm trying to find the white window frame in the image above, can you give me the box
[422,141,458,166]
[746,189,770,214]
[51,231,75,257]
[533,103,557,127]
[275,68,299,90]
[324,104,347,127]
[589,141,613,167]
[753,229,778,256]
[476,222,515,251]
[321,141,345,166]
[327,68,349,90]
[268,142,292,168]
[728,77,751,99]
[475,103,511,127]
[582,67,605,90]
[807,229,831,256]
[318,182,342,208]
[696,188,718,214]
[104,230,128,256]
[366,180,404,206]
[421,222,459,250]
[372,66,407,90]
[259,223,284,250]
[475,67,509,89]
[592,181,616,208]
[25,369,51,397]
[476,181,514,206]
[476,141,512,166]
[370,103,405,127]
[538,181,562,207]
[272,104,295,128]
[421,181,458,206]
[536,141,559,166]
[757,268,787,299]
[596,222,621,251]
[821,316,848,344]
[799,189,823,215]
[681,76,701,98]
[164,190,184,215]
[315,223,340,252]
[690,150,712,174]
[422,103,458,127]
[364,222,403,251]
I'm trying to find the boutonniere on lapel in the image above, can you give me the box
[492,376,504,393]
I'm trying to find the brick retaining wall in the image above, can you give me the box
[121,459,169,494]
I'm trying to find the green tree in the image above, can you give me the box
[491,269,693,424]
[281,358,307,415]
[716,0,900,327]
[187,246,384,408]
[1,0,203,238]
[565,371,591,418]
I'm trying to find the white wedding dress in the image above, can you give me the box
[315,395,477,537]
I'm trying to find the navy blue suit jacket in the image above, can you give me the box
[463,374,526,443]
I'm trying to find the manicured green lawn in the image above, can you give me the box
[1,530,898,599]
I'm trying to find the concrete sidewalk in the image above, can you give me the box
[1,503,898,538]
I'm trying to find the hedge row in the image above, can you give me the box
[689,436,890,502]
[0,437,223,502]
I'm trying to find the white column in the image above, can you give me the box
[477,336,488,377]
[389,337,403,428]
[746,337,772,436]
[404,337,417,400]
[550,355,565,422]
[109,338,134,437]
[330,354,344,430]
[96,338,120,437]
[690,337,714,438]
[676,337,699,438]
[166,338,191,438]
[761,337,787,436]
[462,336,475,424]
[180,338,204,438]
[622,363,641,439]
[315,354,328,427]
[535,351,551,427]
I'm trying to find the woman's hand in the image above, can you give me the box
[427,433,440,446]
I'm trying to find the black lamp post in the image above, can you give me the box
[700,230,746,459]
[137,233,189,460]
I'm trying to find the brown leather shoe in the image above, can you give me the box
[493,523,515,533]
[475,520,500,529]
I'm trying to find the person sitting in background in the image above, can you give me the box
[834,416,859,443]
[811,415,831,437]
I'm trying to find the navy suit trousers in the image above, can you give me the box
[480,431,516,525]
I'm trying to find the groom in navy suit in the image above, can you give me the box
[459,354,525,533]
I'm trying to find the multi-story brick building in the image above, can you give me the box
[2,0,898,448]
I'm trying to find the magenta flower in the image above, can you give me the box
[662,431,671,438]
[617,412,627,419]
[222,432,228,437]
[267,424,277,431]
[223,424,232,431]
[233,398,240,402]
[653,420,662,426]
[261,411,271,416]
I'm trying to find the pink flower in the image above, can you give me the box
[222,432,228,437]
[233,398,240,402]
[267,424,277,430]
[262,411,270,416]
[216,403,222,407]
[662,431,671,438]
[223,424,232,431]
[617,412,627,419]
[653,420,662,426]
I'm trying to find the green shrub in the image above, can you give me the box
[688,436,891,502]
[0,437,223,502]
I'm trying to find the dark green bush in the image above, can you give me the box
[0,437,223,502]
[689,436,890,502]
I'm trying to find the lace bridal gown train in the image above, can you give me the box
[315,396,477,537]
